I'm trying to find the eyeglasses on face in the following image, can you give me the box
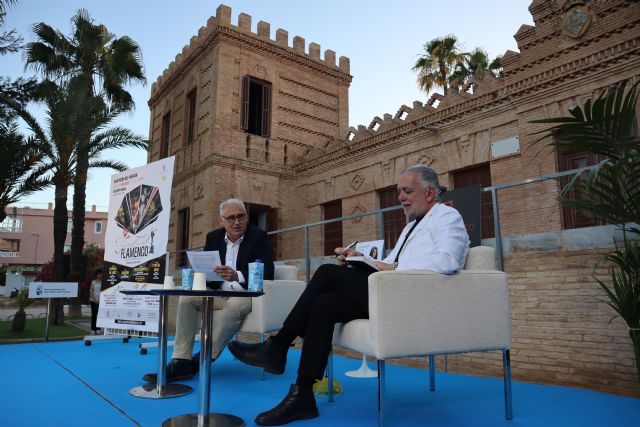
[222,213,247,224]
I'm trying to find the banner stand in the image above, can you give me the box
[44,299,51,342]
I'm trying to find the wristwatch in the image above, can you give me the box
[392,262,399,270]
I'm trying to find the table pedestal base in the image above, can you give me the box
[162,413,244,427]
[129,383,192,399]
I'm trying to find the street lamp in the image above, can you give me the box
[31,232,39,264]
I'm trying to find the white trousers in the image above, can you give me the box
[172,295,252,360]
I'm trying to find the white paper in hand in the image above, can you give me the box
[186,250,225,281]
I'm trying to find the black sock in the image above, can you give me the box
[272,327,296,347]
[295,375,315,388]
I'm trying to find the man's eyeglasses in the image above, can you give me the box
[222,213,247,224]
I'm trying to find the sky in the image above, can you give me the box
[1,0,534,211]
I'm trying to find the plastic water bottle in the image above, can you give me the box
[181,267,194,290]
[248,259,264,292]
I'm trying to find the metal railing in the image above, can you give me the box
[0,226,22,233]
[0,251,20,258]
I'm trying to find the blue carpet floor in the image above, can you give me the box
[1,338,638,426]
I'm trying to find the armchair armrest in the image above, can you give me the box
[367,270,511,359]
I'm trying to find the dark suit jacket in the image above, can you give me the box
[203,224,275,290]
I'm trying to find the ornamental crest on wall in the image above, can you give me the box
[349,204,367,223]
[382,162,392,178]
[349,174,365,191]
[194,183,204,200]
[418,154,435,166]
[563,1,591,39]
[325,179,334,194]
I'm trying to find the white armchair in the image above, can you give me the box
[222,264,306,379]
[328,246,512,426]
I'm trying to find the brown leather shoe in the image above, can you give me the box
[142,358,193,383]
[227,337,288,375]
[255,384,319,426]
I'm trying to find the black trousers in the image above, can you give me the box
[90,302,99,331]
[282,264,372,380]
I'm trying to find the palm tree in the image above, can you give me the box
[531,80,640,380]
[0,0,36,123]
[488,55,503,78]
[0,0,20,55]
[0,121,49,223]
[3,81,84,326]
[449,48,503,91]
[26,9,146,292]
[412,35,468,95]
[5,79,147,323]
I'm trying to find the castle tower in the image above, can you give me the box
[147,4,351,263]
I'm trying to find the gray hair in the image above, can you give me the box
[219,198,246,216]
[401,164,440,190]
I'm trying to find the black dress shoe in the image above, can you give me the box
[190,352,217,374]
[255,384,319,426]
[142,358,193,383]
[227,337,287,375]
[191,352,200,373]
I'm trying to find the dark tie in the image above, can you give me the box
[393,215,424,263]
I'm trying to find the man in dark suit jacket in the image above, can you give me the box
[143,198,274,383]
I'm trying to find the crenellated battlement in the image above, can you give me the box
[150,4,350,98]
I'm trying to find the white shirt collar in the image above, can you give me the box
[224,233,244,246]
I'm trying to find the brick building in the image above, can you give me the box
[147,2,640,396]
[0,204,107,296]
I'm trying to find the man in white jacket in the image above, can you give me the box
[228,164,470,426]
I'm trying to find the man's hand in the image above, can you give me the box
[334,247,361,266]
[374,261,395,271]
[214,265,239,282]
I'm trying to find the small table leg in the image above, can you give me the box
[163,296,244,426]
[130,294,192,399]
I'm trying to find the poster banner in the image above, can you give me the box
[96,281,161,332]
[102,157,175,288]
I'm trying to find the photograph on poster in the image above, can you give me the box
[115,184,163,235]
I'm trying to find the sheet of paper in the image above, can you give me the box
[186,250,224,281]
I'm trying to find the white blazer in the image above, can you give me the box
[383,203,470,274]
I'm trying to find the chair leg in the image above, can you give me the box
[327,351,335,402]
[503,349,513,420]
[428,354,435,392]
[232,333,238,360]
[259,333,265,380]
[378,360,386,427]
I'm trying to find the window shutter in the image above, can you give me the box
[261,83,272,137]
[241,76,250,130]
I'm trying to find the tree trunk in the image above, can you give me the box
[49,181,68,325]
[439,61,448,95]
[69,141,89,318]
[0,202,6,223]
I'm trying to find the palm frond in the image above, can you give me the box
[88,159,127,172]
